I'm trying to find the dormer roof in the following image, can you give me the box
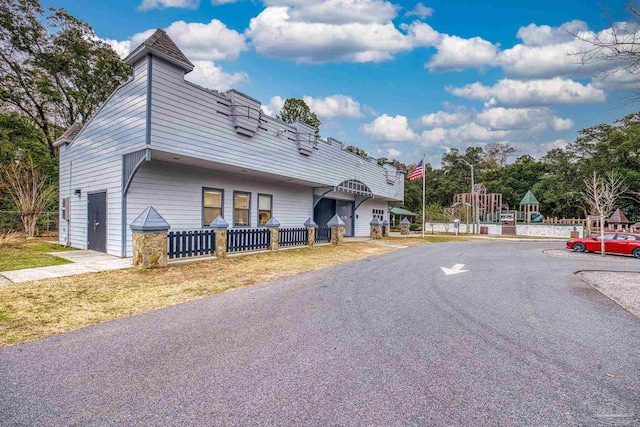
[54,122,83,147]
[123,29,194,73]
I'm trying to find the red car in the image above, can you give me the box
[567,232,640,258]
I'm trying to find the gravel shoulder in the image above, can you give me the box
[578,271,640,318]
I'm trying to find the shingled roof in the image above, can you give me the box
[124,29,194,71]
[608,208,630,224]
[54,122,83,146]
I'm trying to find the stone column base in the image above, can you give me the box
[306,227,316,246]
[400,225,410,235]
[214,229,228,258]
[370,225,382,239]
[331,226,345,245]
[133,231,168,269]
[268,228,279,251]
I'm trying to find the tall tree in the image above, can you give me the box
[0,112,54,210]
[0,0,131,157]
[345,145,368,159]
[583,171,627,256]
[277,98,321,136]
[481,142,515,170]
[1,156,56,236]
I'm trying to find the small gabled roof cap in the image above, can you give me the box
[608,208,630,224]
[370,217,382,226]
[304,218,317,227]
[264,217,280,228]
[130,206,170,232]
[382,219,389,225]
[54,123,83,147]
[400,217,411,225]
[210,215,229,229]
[124,29,194,72]
[327,214,345,227]
[519,190,539,205]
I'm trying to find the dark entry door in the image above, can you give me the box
[336,200,354,237]
[314,198,336,229]
[88,192,107,252]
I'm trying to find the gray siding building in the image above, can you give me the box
[55,30,405,257]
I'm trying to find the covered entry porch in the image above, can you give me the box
[313,180,383,238]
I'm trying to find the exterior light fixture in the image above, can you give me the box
[74,189,81,197]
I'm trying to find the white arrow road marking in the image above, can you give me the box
[440,263,469,275]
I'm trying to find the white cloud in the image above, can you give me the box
[104,20,247,62]
[516,20,587,47]
[186,60,248,91]
[497,21,640,80]
[302,95,363,119]
[265,0,399,24]
[551,117,573,131]
[361,114,418,141]
[260,94,363,118]
[417,111,471,127]
[157,20,247,61]
[246,5,438,63]
[592,67,640,91]
[101,38,132,58]
[377,147,402,158]
[420,122,511,146]
[138,0,199,11]
[406,2,434,19]
[475,107,573,131]
[427,34,499,71]
[100,20,248,92]
[447,78,606,107]
[261,96,286,117]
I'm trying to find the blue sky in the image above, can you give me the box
[44,0,640,166]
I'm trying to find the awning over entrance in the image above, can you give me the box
[334,180,373,197]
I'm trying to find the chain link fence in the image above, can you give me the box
[0,211,59,235]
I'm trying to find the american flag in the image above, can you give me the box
[408,160,424,180]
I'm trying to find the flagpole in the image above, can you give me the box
[422,153,425,238]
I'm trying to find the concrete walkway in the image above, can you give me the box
[0,250,132,284]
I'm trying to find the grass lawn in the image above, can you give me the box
[0,239,74,272]
[0,242,407,347]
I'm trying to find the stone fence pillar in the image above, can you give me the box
[382,219,389,237]
[400,217,411,235]
[304,218,317,246]
[370,217,382,239]
[130,206,170,269]
[265,217,280,251]
[210,215,229,258]
[327,214,345,245]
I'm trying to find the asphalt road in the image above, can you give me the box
[1,241,640,426]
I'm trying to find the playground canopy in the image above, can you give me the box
[519,190,539,205]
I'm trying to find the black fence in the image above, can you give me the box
[168,229,216,259]
[227,228,270,253]
[315,226,330,243]
[279,227,308,247]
